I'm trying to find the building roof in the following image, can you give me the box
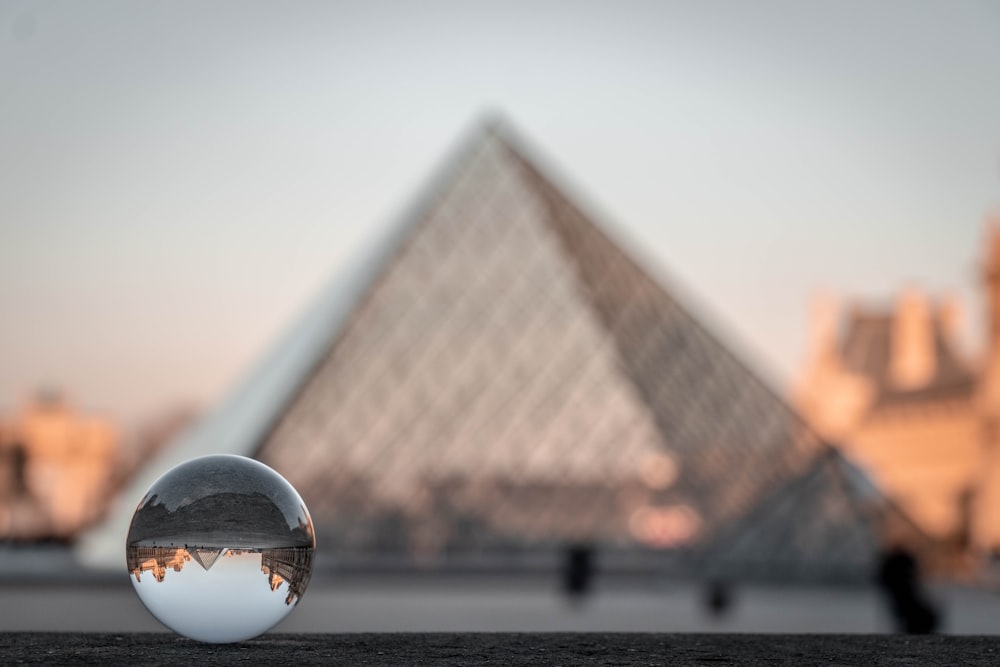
[841,309,976,408]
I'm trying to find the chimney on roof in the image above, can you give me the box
[938,294,962,348]
[890,287,935,389]
[805,290,840,365]
[984,218,1000,348]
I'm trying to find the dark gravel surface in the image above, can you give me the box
[2,633,999,665]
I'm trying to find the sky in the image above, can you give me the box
[2,1,999,428]
[132,550,295,642]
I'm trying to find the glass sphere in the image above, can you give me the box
[126,454,315,643]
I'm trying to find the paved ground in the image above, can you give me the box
[6,546,1000,633]
[3,632,1000,665]
[4,575,1000,634]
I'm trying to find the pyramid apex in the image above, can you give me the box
[478,108,510,135]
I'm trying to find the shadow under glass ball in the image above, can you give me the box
[126,455,316,643]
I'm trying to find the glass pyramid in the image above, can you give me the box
[81,118,926,578]
[241,120,916,575]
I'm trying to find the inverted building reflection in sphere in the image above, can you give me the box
[125,455,315,643]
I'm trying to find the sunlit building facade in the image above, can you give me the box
[796,221,1000,560]
[0,393,118,540]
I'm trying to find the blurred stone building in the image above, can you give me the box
[0,392,118,540]
[796,221,1000,559]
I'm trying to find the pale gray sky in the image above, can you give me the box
[2,0,999,427]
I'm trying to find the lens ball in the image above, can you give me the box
[126,454,315,643]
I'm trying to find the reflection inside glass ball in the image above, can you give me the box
[126,455,315,643]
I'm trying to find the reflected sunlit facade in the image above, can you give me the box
[127,545,313,605]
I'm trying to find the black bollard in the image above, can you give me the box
[876,545,939,634]
[562,543,594,604]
